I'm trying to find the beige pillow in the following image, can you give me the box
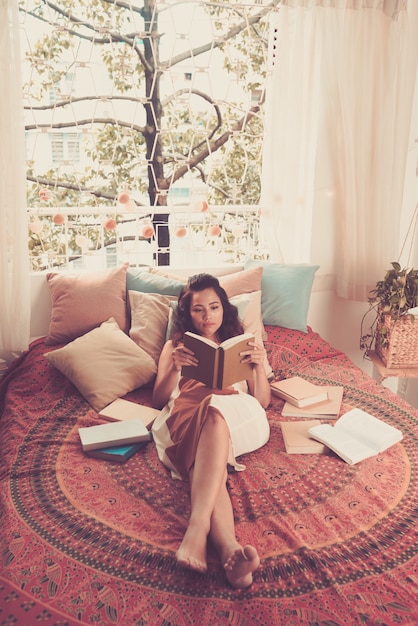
[129,291,177,365]
[149,267,188,283]
[45,318,156,411]
[45,263,129,345]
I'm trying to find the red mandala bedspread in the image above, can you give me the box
[0,326,417,626]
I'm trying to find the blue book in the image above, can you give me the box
[86,440,148,463]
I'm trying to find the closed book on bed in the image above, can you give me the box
[78,418,151,451]
[280,420,326,454]
[181,331,254,389]
[271,376,328,408]
[86,441,148,462]
[98,398,159,428]
[281,386,344,418]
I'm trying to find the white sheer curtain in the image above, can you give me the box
[261,0,418,300]
[0,0,30,359]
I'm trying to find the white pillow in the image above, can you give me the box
[45,318,157,411]
[230,291,273,378]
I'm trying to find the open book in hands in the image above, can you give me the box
[308,408,403,465]
[181,331,255,389]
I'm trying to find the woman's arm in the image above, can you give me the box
[152,340,178,409]
[242,341,271,409]
[152,339,198,409]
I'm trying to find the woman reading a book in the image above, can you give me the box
[152,273,271,588]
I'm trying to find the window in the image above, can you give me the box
[21,0,280,270]
[51,133,80,164]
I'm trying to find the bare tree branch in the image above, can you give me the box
[27,1,279,74]
[24,95,147,111]
[23,0,272,216]
[162,87,223,152]
[165,0,280,69]
[169,103,261,186]
[36,0,151,70]
[26,175,145,205]
[25,118,146,134]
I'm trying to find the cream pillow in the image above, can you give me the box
[230,291,273,378]
[149,267,188,283]
[230,291,265,340]
[45,318,156,411]
[129,291,177,366]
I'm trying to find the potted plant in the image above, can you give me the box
[360,262,418,367]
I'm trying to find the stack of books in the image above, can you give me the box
[78,399,159,463]
[281,385,344,419]
[274,378,403,463]
[84,441,149,463]
[271,376,330,408]
[272,376,344,456]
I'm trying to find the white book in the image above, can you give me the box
[308,408,403,465]
[98,398,159,428]
[78,418,151,452]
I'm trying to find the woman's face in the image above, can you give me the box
[189,287,223,340]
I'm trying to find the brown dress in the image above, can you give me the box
[152,376,270,481]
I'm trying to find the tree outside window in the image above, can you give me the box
[20,0,279,269]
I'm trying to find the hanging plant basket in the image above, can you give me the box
[360,262,418,368]
[374,311,418,367]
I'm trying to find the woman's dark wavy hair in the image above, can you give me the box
[171,273,244,346]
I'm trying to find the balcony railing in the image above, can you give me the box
[27,205,269,272]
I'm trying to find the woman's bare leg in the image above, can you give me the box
[176,408,260,586]
[209,480,260,588]
[176,408,230,573]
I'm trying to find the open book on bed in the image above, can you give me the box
[308,408,403,465]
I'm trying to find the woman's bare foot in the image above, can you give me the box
[223,544,260,588]
[176,523,208,574]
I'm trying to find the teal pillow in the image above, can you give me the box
[127,269,185,296]
[244,259,318,332]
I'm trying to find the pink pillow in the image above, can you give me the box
[219,266,263,297]
[45,264,129,345]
